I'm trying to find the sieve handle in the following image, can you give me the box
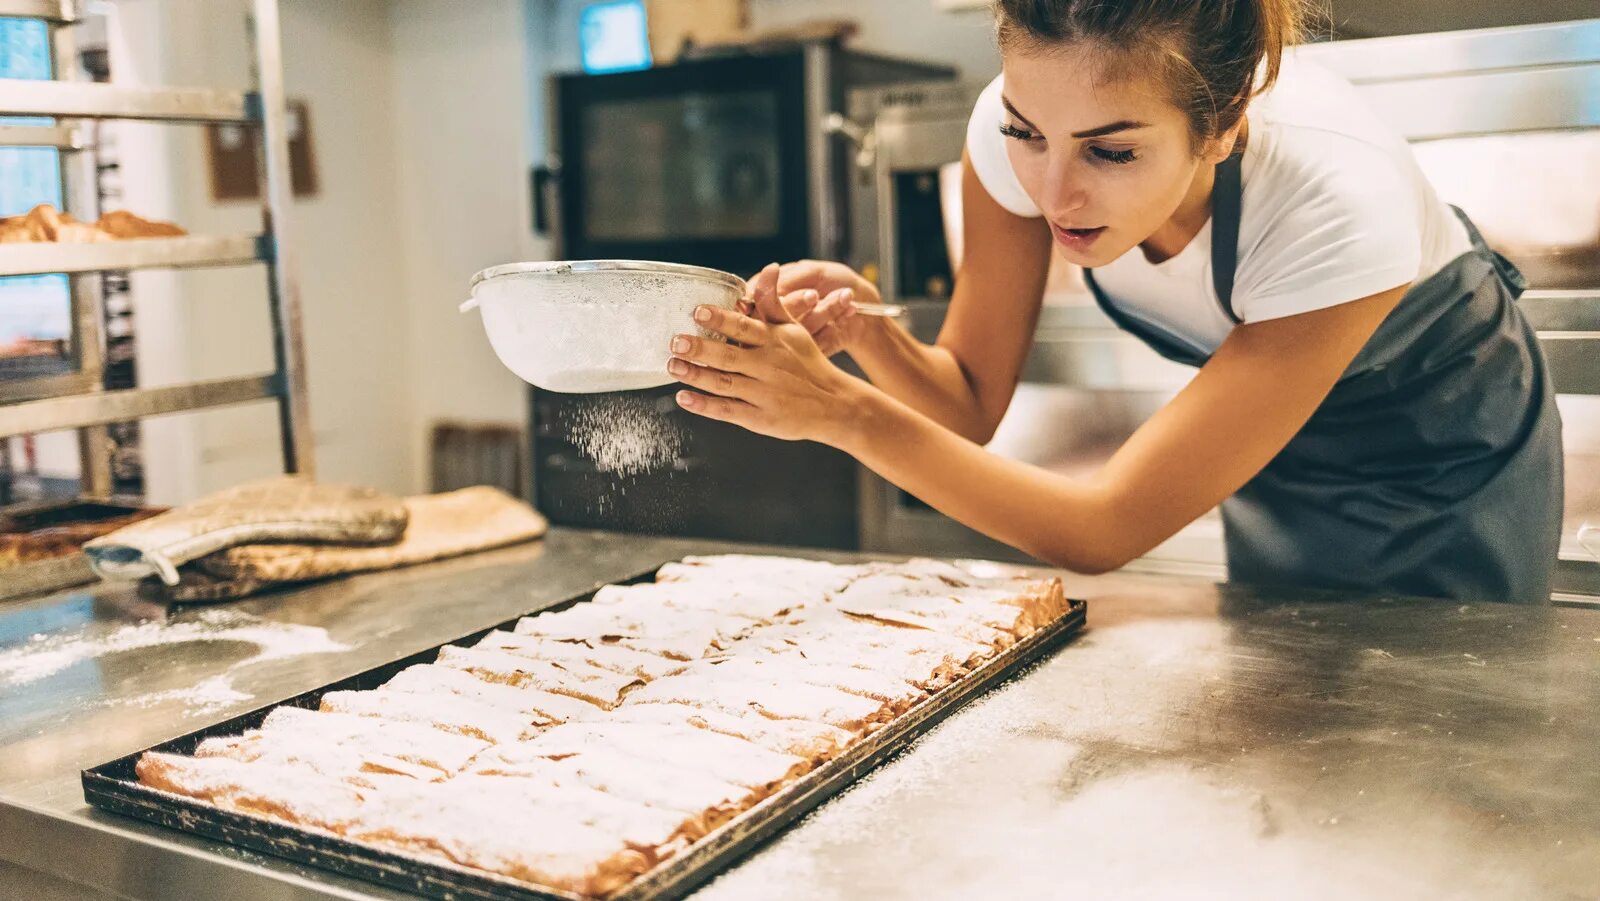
[459,297,479,313]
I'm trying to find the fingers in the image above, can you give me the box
[670,333,758,375]
[676,390,762,428]
[749,263,794,325]
[695,304,767,347]
[812,324,842,357]
[782,289,821,322]
[774,259,823,293]
[798,287,854,334]
[667,356,758,400]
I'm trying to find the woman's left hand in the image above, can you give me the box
[669,263,872,447]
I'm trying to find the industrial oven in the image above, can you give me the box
[531,38,953,550]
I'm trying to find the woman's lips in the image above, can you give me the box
[1051,222,1107,251]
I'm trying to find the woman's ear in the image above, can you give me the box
[1201,114,1249,164]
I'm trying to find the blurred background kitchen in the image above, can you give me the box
[2,0,1597,598]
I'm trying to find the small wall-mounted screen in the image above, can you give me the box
[580,0,652,75]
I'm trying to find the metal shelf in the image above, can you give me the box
[0,235,265,277]
[0,79,251,123]
[0,0,77,22]
[0,370,94,405]
[0,0,314,499]
[0,375,280,438]
[0,124,81,148]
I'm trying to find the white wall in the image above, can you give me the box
[388,0,543,493]
[108,0,542,503]
[549,0,999,78]
[111,0,415,502]
[749,0,999,78]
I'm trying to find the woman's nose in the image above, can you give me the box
[1042,161,1089,215]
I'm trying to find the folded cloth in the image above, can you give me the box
[84,476,409,586]
[152,487,547,602]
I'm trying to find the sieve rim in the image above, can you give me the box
[469,259,746,294]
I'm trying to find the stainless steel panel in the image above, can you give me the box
[802,42,837,261]
[1353,66,1600,141]
[0,375,280,437]
[0,79,250,122]
[0,235,263,277]
[1296,19,1600,82]
[0,124,80,148]
[0,0,75,22]
[4,532,1598,899]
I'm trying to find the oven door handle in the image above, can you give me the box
[823,112,876,170]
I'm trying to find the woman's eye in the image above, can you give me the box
[998,122,1041,143]
[1090,145,1138,165]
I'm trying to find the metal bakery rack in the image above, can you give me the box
[0,0,310,598]
[0,0,313,486]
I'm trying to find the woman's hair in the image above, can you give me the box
[995,0,1317,144]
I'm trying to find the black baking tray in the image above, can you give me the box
[83,563,1088,901]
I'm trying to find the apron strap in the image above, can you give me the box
[1211,150,1245,325]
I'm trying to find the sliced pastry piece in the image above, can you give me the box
[654,554,864,595]
[754,615,994,681]
[249,707,489,777]
[831,586,1033,643]
[593,701,853,762]
[319,688,534,745]
[589,581,812,624]
[624,671,890,733]
[483,721,808,793]
[434,645,643,708]
[350,777,658,897]
[512,605,738,660]
[469,747,752,839]
[194,731,443,788]
[475,630,684,680]
[726,633,952,690]
[381,663,602,724]
[136,752,369,834]
[675,657,925,712]
[877,558,1071,622]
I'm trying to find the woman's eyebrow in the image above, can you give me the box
[1002,94,1150,140]
[999,95,1040,131]
[1071,120,1151,138]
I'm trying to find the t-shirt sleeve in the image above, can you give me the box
[964,74,1042,219]
[1233,132,1421,323]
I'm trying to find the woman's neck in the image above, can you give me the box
[1139,119,1249,265]
[1140,163,1216,264]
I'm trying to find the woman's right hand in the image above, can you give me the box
[742,260,883,357]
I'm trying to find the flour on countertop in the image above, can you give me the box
[122,673,253,716]
[0,608,348,689]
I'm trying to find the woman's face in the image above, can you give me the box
[1000,44,1226,267]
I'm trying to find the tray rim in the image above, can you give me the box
[82,560,1087,901]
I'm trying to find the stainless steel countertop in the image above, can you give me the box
[2,529,1597,900]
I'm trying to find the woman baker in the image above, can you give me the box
[665,0,1563,602]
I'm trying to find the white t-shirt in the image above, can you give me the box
[966,53,1472,353]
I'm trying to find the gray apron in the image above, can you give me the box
[1084,152,1564,603]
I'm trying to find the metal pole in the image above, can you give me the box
[49,11,113,497]
[249,0,315,477]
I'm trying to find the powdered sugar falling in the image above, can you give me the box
[564,395,684,476]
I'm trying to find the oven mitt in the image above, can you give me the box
[83,476,409,586]
[151,487,547,602]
